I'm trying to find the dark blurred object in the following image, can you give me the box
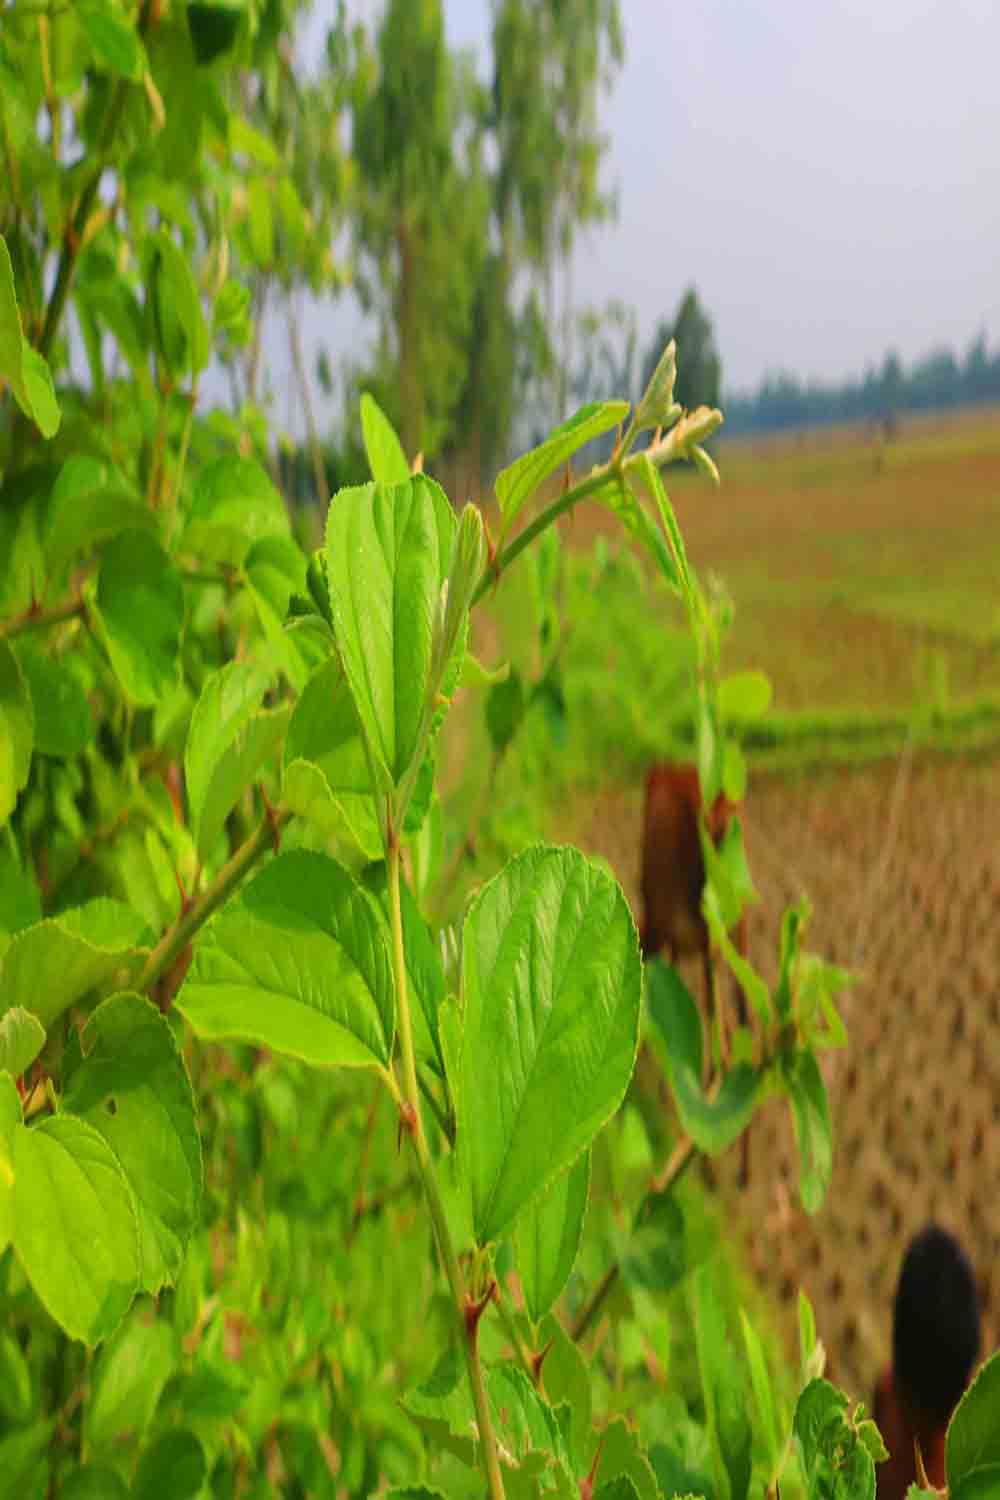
[874,1223,981,1498]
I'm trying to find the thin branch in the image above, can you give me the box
[138,810,288,995]
[0,595,86,641]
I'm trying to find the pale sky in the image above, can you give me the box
[269,0,1000,433]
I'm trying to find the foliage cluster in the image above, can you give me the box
[2,1,1000,1498]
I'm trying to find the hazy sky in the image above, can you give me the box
[275,0,1000,429]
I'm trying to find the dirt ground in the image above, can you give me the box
[556,751,1000,1400]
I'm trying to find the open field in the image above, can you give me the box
[563,404,1000,718]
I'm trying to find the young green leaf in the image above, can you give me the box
[185,662,288,863]
[634,339,679,433]
[94,530,184,706]
[361,392,410,483]
[13,1115,140,1344]
[515,1149,590,1324]
[645,960,760,1154]
[485,667,526,754]
[176,851,394,1071]
[782,1049,833,1214]
[282,657,383,860]
[495,400,628,536]
[0,640,33,826]
[946,1352,1000,1500]
[147,227,209,377]
[458,845,640,1246]
[63,993,202,1293]
[323,476,464,808]
[0,1008,45,1080]
[19,348,60,439]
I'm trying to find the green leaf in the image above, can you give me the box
[63,993,201,1293]
[94,530,184,706]
[0,236,60,439]
[947,1353,1000,1497]
[495,401,628,535]
[595,1480,641,1500]
[692,1266,752,1500]
[132,1431,205,1500]
[485,668,525,754]
[12,642,93,756]
[622,1192,708,1296]
[282,657,382,860]
[44,456,150,578]
[228,114,279,169]
[592,1417,659,1500]
[719,671,772,720]
[598,475,681,591]
[0,1420,51,1500]
[537,1314,592,1469]
[404,1350,571,1474]
[176,851,394,1070]
[0,848,40,937]
[0,236,25,404]
[0,1074,19,1253]
[246,178,274,267]
[458,845,640,1246]
[740,1309,780,1476]
[645,960,760,1154]
[13,1115,139,1344]
[0,899,148,1030]
[360,393,410,483]
[80,4,146,79]
[515,1150,589,1324]
[84,1311,176,1455]
[0,1328,33,1423]
[783,1049,832,1214]
[148,20,202,179]
[183,456,289,566]
[0,641,32,826]
[147,228,208,377]
[60,1466,130,1500]
[20,347,61,438]
[323,476,464,797]
[0,1007,45,1079]
[794,1379,876,1500]
[187,1,243,63]
[185,662,287,863]
[638,454,694,600]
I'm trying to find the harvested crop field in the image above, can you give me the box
[557,751,1000,1399]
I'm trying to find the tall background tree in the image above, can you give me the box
[641,286,722,414]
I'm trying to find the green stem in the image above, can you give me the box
[386,839,506,1500]
[471,465,618,607]
[0,595,86,640]
[138,810,288,994]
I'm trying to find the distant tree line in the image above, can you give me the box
[722,333,1000,438]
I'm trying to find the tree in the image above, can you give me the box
[642,287,722,414]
